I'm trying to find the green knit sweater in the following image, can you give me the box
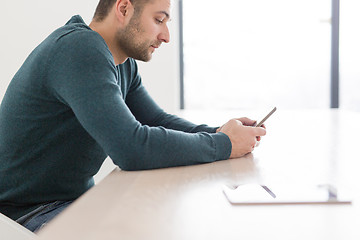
[0,15,231,220]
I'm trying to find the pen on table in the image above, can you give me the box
[262,185,277,198]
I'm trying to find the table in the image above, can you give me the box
[37,109,360,240]
[0,213,35,240]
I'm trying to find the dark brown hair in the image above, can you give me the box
[93,0,151,21]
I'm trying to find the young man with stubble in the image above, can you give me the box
[0,0,266,232]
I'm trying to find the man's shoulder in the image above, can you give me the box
[46,16,105,51]
[45,24,111,66]
[54,25,103,47]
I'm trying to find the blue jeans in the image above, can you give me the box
[16,200,73,232]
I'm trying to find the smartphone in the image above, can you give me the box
[255,107,277,127]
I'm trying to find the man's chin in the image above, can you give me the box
[134,54,152,62]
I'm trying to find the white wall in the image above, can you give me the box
[0,0,180,113]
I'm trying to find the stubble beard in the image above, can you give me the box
[116,17,154,62]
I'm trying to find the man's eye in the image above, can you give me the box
[156,19,164,24]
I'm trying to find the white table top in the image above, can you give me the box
[37,109,360,240]
[0,213,35,240]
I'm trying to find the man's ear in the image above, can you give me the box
[115,0,134,24]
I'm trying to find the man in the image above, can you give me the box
[0,0,266,232]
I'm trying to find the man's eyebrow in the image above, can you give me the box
[156,11,171,20]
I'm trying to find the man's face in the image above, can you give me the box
[116,0,171,62]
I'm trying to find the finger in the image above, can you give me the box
[237,117,256,126]
[253,127,266,136]
[250,144,255,152]
[235,119,244,126]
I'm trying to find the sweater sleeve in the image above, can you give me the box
[125,59,217,134]
[48,31,231,171]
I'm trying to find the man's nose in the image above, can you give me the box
[158,25,170,43]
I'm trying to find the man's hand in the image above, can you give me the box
[218,118,266,159]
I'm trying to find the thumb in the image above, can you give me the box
[254,127,267,136]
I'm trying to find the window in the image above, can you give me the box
[182,0,359,111]
[339,0,360,112]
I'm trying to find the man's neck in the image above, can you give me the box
[89,19,128,65]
